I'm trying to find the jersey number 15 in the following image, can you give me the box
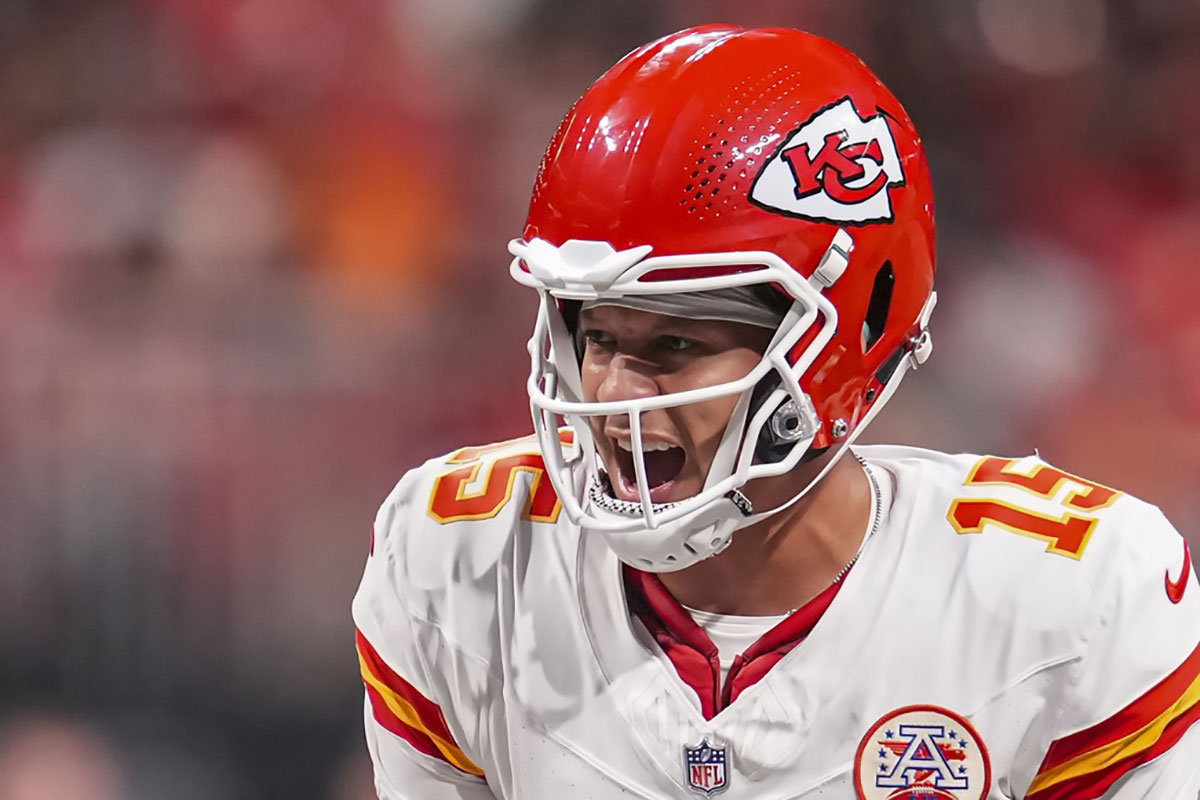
[948,457,1120,559]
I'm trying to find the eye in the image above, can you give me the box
[655,335,694,353]
[582,329,614,348]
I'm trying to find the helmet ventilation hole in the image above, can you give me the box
[862,261,895,352]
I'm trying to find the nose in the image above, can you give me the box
[593,354,660,404]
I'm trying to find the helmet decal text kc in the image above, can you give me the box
[750,97,906,225]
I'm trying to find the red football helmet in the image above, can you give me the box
[509,25,936,571]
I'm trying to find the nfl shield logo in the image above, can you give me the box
[684,739,729,795]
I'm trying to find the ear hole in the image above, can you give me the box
[875,346,905,386]
[861,261,894,353]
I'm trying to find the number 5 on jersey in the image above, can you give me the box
[427,431,574,524]
[948,457,1121,559]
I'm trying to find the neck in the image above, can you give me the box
[656,451,872,616]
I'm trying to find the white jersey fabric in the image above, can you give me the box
[353,437,1200,799]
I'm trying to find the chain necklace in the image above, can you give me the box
[831,452,883,585]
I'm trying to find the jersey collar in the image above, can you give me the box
[622,564,848,719]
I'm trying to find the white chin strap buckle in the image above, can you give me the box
[909,291,937,366]
[725,488,753,517]
[810,229,854,289]
[911,329,932,365]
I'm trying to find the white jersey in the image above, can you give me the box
[352,436,1200,799]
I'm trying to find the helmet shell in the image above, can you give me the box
[523,25,935,445]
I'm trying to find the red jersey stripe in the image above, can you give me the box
[1027,639,1200,798]
[365,683,446,761]
[1025,696,1200,799]
[356,630,457,743]
[356,630,485,777]
[1039,637,1200,772]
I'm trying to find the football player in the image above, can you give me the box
[353,25,1200,799]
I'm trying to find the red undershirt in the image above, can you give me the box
[622,564,849,720]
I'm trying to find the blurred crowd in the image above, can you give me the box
[0,0,1197,798]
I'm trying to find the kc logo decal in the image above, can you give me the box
[750,96,905,224]
[854,705,991,800]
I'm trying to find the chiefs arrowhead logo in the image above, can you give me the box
[750,96,905,225]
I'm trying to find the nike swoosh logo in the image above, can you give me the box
[1166,540,1191,604]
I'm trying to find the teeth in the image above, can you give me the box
[615,439,675,452]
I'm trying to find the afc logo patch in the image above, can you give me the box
[854,705,991,800]
[683,738,729,795]
[750,96,905,225]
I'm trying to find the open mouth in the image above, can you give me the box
[609,439,687,503]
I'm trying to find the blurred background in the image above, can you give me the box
[0,0,1197,797]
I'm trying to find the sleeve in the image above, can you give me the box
[352,472,498,800]
[1023,506,1200,800]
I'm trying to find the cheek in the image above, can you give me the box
[674,349,763,390]
[666,352,762,446]
[697,395,743,441]
[667,394,743,451]
[579,356,602,403]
